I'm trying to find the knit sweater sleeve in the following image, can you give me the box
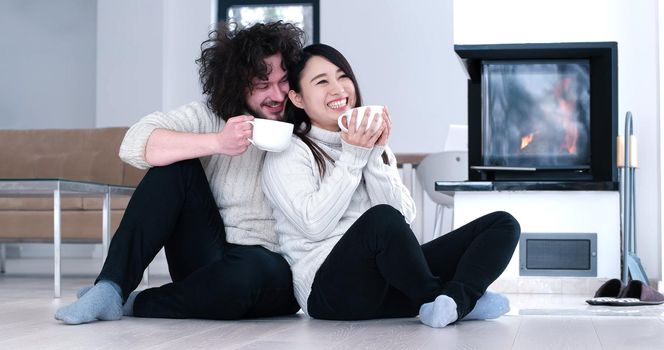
[362,145,417,224]
[119,101,221,169]
[262,139,372,241]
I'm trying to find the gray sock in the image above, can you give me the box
[77,284,139,316]
[76,285,93,299]
[54,281,122,325]
[463,291,510,320]
[419,295,458,328]
[123,291,140,316]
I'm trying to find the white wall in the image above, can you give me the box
[659,1,664,290]
[96,0,164,127]
[455,0,661,281]
[0,0,96,129]
[320,0,467,154]
[161,0,210,112]
[95,0,209,127]
[657,2,664,292]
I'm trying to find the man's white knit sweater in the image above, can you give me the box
[118,101,279,252]
[261,125,416,315]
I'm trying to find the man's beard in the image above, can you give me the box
[246,101,284,120]
[246,104,274,120]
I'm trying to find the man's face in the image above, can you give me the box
[245,53,289,120]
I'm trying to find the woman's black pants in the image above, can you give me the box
[96,159,300,319]
[307,204,520,320]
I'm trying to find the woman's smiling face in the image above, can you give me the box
[288,55,357,131]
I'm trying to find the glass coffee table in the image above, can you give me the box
[0,179,135,297]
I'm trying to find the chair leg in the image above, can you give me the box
[432,204,444,241]
[142,267,150,287]
[0,243,6,273]
[448,207,455,233]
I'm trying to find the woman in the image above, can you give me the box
[261,44,520,327]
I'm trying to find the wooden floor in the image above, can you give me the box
[2,258,664,349]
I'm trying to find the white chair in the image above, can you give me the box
[416,151,468,241]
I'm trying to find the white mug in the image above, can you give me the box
[247,119,294,152]
[337,105,385,132]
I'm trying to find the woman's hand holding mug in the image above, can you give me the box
[375,106,391,146]
[339,107,383,149]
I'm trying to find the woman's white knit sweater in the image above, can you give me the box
[261,125,416,315]
[118,101,279,252]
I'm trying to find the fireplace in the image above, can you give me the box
[455,42,618,189]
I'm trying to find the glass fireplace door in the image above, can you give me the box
[481,60,591,169]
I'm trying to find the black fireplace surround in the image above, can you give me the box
[454,42,618,191]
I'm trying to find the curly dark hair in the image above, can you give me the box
[197,21,305,120]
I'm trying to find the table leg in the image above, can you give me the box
[0,243,6,273]
[54,184,61,298]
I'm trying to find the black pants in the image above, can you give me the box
[307,205,520,320]
[96,159,299,319]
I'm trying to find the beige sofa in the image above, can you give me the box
[0,128,145,281]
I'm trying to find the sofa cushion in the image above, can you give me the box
[0,128,130,185]
[0,197,83,211]
[82,197,131,210]
[0,197,131,211]
[0,210,124,241]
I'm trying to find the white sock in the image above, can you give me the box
[419,295,458,328]
[463,291,510,320]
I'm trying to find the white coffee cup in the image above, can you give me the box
[337,105,385,132]
[247,119,294,152]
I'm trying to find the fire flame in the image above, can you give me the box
[521,133,535,150]
[555,77,578,154]
[559,99,578,154]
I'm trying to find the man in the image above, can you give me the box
[55,21,304,324]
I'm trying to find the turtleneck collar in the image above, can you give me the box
[305,124,342,147]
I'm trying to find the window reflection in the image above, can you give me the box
[227,5,314,45]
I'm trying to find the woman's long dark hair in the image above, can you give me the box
[285,44,363,176]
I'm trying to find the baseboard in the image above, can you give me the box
[489,277,612,295]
